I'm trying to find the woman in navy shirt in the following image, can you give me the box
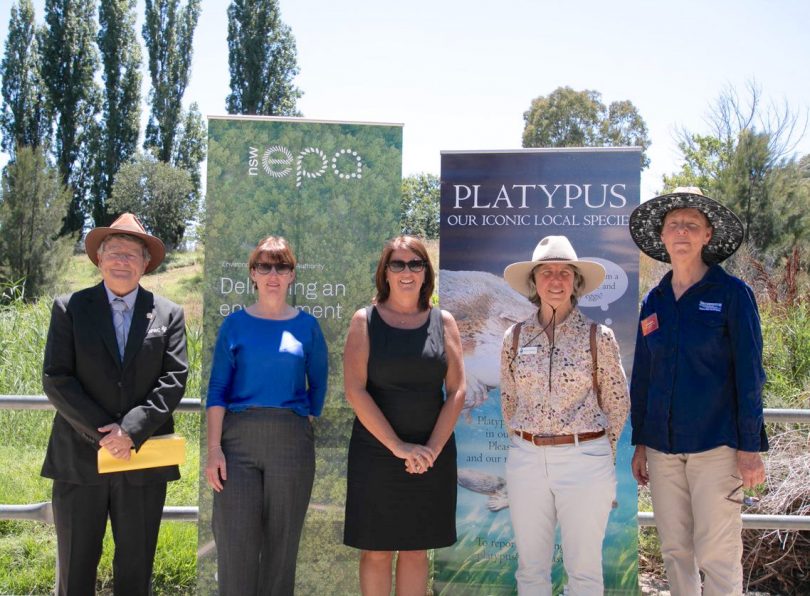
[205,236,328,595]
[629,188,767,595]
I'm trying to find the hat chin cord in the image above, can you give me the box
[535,306,558,393]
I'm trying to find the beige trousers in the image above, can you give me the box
[647,446,743,596]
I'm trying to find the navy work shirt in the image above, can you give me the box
[630,265,768,454]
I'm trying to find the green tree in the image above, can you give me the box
[664,83,810,259]
[142,0,200,163]
[225,0,302,116]
[109,153,195,250]
[41,0,101,235]
[0,0,50,157]
[92,0,142,227]
[173,102,206,214]
[522,86,651,168]
[0,145,72,298]
[401,173,440,239]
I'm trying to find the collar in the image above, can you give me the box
[103,283,139,310]
[655,264,727,296]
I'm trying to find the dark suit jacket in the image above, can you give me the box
[41,282,188,485]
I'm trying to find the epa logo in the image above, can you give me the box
[248,145,363,188]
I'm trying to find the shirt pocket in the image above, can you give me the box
[694,311,726,334]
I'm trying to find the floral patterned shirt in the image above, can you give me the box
[500,308,630,452]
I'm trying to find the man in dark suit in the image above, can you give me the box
[41,213,188,596]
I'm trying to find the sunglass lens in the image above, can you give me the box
[254,263,292,274]
[388,260,406,272]
[407,260,425,272]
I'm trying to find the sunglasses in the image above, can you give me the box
[387,259,426,273]
[253,262,293,275]
[725,476,761,507]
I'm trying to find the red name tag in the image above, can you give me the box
[641,313,659,336]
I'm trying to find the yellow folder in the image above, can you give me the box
[98,434,186,474]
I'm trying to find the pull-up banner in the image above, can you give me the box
[436,148,641,595]
[198,116,402,594]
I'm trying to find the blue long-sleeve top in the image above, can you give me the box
[206,309,328,416]
[630,265,768,454]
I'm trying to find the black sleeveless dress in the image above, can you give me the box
[343,306,457,550]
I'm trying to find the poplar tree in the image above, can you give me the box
[142,0,200,163]
[91,0,142,226]
[173,102,206,210]
[0,0,50,157]
[41,0,101,234]
[226,0,301,116]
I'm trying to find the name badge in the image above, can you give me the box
[518,346,538,356]
[699,301,723,312]
[641,313,659,336]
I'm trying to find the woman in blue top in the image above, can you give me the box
[205,236,328,596]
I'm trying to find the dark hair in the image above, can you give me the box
[374,235,434,311]
[248,236,296,289]
[526,264,584,308]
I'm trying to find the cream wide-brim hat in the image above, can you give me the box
[84,213,165,274]
[503,235,606,298]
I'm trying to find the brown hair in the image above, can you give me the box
[248,236,297,289]
[374,235,435,311]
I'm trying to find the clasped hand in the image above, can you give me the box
[394,442,437,475]
[98,423,134,461]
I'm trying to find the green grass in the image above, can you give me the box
[760,301,810,410]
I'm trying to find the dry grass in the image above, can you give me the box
[742,429,810,593]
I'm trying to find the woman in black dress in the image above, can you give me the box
[343,235,465,596]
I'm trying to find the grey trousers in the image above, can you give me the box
[213,408,315,596]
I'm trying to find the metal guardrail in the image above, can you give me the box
[1,397,808,530]
[0,395,201,412]
[1,502,196,523]
[638,512,810,530]
[5,397,808,423]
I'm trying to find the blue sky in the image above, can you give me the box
[2,0,809,199]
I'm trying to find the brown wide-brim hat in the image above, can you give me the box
[629,186,744,264]
[84,213,165,274]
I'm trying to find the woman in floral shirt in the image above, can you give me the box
[500,235,629,596]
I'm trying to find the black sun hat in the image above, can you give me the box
[629,186,744,264]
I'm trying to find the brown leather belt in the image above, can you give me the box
[513,429,606,446]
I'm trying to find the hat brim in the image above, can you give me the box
[629,192,744,264]
[504,259,606,298]
[85,227,165,274]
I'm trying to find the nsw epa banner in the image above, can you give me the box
[435,148,641,595]
[198,116,402,594]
